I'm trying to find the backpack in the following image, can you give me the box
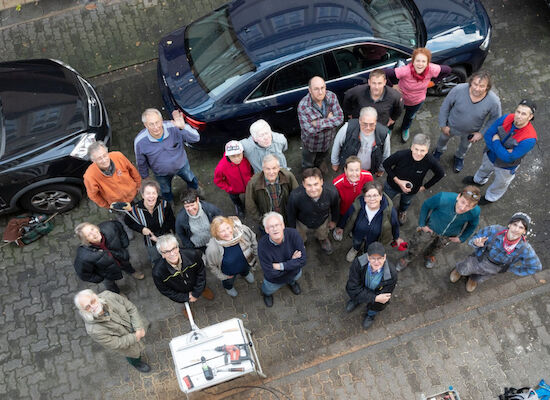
[499,387,539,400]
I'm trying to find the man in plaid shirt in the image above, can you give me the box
[450,212,541,292]
[298,76,344,169]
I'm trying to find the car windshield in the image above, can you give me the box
[185,7,255,95]
[360,0,418,48]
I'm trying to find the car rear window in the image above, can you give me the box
[360,0,418,48]
[185,7,255,95]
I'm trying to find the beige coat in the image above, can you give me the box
[84,291,148,358]
[204,219,258,281]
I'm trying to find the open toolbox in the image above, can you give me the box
[421,387,461,400]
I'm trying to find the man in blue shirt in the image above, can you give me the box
[450,212,541,292]
[258,212,307,307]
[134,108,200,202]
[345,242,397,330]
[398,186,481,271]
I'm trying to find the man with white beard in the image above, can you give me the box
[74,289,151,373]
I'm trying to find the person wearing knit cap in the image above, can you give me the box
[463,99,538,205]
[345,241,397,330]
[450,212,542,292]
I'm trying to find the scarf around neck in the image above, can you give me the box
[409,62,430,82]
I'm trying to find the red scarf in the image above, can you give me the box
[409,62,430,82]
[499,229,522,255]
[96,234,121,266]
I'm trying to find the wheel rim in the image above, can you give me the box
[430,73,463,95]
[30,190,73,212]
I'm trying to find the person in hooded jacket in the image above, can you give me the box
[213,140,253,218]
[346,181,403,262]
[74,221,145,294]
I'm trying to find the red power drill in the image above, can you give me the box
[214,344,250,364]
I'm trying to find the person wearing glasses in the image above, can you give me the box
[450,212,541,293]
[204,217,258,297]
[153,234,214,315]
[346,181,403,262]
[258,212,307,307]
[345,242,397,330]
[331,107,390,177]
[397,186,481,271]
[240,119,288,173]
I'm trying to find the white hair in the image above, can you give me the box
[74,289,105,322]
[359,106,378,119]
[141,108,163,123]
[156,234,179,254]
[249,119,272,138]
[262,154,280,167]
[262,212,284,230]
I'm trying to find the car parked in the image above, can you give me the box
[158,0,491,148]
[0,59,111,214]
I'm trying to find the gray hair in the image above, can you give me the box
[74,222,97,245]
[359,107,377,120]
[141,108,163,123]
[249,119,272,138]
[262,212,284,230]
[74,289,104,322]
[262,154,280,167]
[156,234,179,254]
[87,140,108,160]
[411,133,431,148]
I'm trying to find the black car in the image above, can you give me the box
[0,59,110,214]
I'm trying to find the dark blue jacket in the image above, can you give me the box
[352,194,399,246]
[258,228,306,284]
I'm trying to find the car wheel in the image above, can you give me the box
[428,66,467,96]
[19,184,82,214]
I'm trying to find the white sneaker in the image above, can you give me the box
[346,247,358,262]
[225,288,238,297]
[244,271,255,283]
[332,229,343,241]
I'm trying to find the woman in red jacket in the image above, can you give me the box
[214,140,254,218]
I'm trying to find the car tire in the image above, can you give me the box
[428,65,467,96]
[19,184,82,214]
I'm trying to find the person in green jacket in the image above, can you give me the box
[74,289,150,373]
[398,186,481,271]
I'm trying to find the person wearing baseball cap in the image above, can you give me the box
[214,140,253,218]
[463,99,538,205]
[450,212,542,292]
[345,241,398,329]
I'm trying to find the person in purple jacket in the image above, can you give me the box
[134,108,200,202]
[258,212,307,307]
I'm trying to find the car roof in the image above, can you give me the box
[228,0,380,67]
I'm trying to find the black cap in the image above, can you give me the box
[518,99,536,114]
[367,241,386,256]
[509,212,531,231]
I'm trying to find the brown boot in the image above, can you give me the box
[466,278,478,293]
[449,268,462,283]
[201,287,215,300]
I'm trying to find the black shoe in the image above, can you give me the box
[453,157,464,173]
[133,361,151,373]
[288,281,301,295]
[433,150,442,160]
[362,315,375,330]
[263,294,273,307]
[462,176,483,186]
[478,196,493,205]
[346,300,358,313]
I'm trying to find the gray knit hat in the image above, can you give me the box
[509,212,531,231]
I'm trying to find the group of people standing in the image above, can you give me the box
[71,47,541,373]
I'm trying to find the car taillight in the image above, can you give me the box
[183,114,207,131]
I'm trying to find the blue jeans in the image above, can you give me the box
[401,102,423,131]
[221,265,251,290]
[154,161,198,202]
[262,269,302,296]
[383,182,415,212]
[337,204,355,229]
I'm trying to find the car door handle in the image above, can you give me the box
[275,107,293,114]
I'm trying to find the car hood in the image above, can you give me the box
[414,0,490,51]
[0,60,87,159]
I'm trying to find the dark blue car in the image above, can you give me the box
[158,0,491,148]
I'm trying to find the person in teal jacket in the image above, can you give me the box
[398,186,481,270]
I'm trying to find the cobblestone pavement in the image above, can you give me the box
[0,0,549,399]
